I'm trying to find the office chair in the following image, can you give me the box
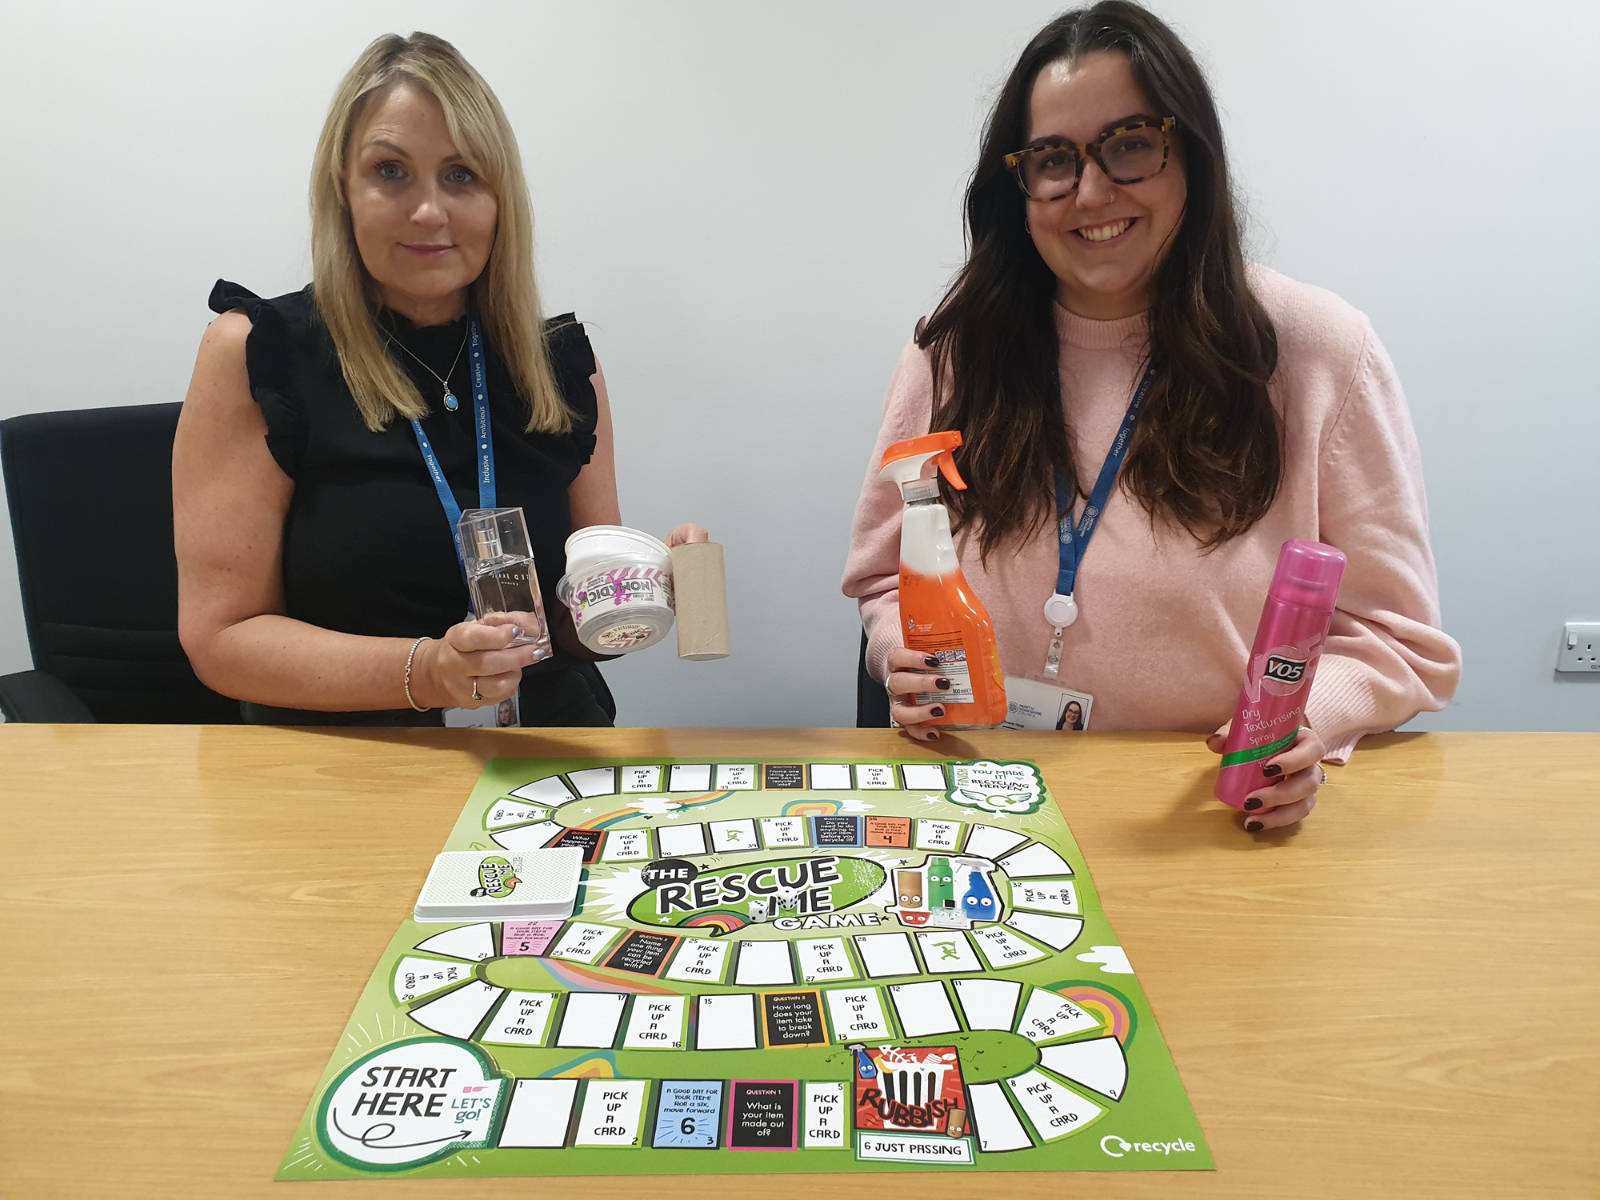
[0,402,241,723]
[855,630,892,728]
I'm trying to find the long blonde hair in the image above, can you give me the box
[310,32,571,434]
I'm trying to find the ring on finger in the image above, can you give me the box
[1316,765,1328,786]
[470,679,483,703]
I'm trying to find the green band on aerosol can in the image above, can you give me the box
[1219,727,1300,769]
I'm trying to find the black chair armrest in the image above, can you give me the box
[855,630,892,728]
[0,669,97,722]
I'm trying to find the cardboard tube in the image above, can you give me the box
[670,541,730,661]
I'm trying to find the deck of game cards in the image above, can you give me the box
[413,847,584,922]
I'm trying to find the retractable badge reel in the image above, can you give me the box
[1042,592,1077,679]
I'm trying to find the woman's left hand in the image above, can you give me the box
[1205,721,1329,832]
[665,524,710,548]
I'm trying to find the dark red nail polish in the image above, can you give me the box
[924,655,939,668]
[1243,798,1263,811]
[936,677,951,690]
[1245,820,1263,833]
[1262,763,1283,778]
[930,706,946,718]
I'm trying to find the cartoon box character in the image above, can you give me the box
[892,868,931,926]
[894,869,925,910]
[853,1046,966,1135]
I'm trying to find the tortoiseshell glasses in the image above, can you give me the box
[1004,116,1177,201]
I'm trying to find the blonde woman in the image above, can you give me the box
[176,33,703,726]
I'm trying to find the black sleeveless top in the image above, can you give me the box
[209,280,614,727]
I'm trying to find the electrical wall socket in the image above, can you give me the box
[1556,622,1600,673]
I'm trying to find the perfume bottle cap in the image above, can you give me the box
[459,507,533,569]
[472,521,503,561]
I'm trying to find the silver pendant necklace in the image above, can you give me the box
[385,325,470,412]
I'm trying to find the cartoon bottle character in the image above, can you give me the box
[848,1043,878,1079]
[960,867,998,922]
[927,857,956,910]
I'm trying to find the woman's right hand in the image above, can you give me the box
[884,646,953,741]
[418,618,548,709]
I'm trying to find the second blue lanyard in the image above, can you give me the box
[408,320,498,581]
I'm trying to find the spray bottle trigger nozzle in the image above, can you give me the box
[935,451,967,491]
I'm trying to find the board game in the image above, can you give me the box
[278,757,1211,1179]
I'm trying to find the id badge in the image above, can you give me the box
[442,694,521,728]
[1000,676,1094,731]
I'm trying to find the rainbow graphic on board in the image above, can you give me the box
[535,957,677,996]
[683,909,748,935]
[578,790,736,832]
[1055,981,1137,1046]
[781,799,840,817]
[544,1050,617,1080]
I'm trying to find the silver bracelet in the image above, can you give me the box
[403,636,431,712]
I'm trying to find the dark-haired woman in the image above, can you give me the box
[842,1,1460,830]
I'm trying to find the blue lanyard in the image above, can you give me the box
[1052,364,1156,602]
[407,320,497,580]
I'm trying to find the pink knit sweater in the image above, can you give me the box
[841,266,1461,762]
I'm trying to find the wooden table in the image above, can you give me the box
[2,726,1596,1198]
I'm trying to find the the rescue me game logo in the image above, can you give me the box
[852,1045,967,1136]
[469,855,521,898]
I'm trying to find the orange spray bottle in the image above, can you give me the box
[878,431,1007,728]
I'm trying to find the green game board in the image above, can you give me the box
[278,757,1211,1178]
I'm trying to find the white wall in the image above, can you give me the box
[2,0,1595,731]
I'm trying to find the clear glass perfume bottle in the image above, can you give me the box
[457,507,552,661]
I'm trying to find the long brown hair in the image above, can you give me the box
[920,1,1279,557]
[310,33,571,434]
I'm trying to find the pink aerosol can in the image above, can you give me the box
[1215,539,1347,809]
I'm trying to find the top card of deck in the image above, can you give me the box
[414,847,583,922]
